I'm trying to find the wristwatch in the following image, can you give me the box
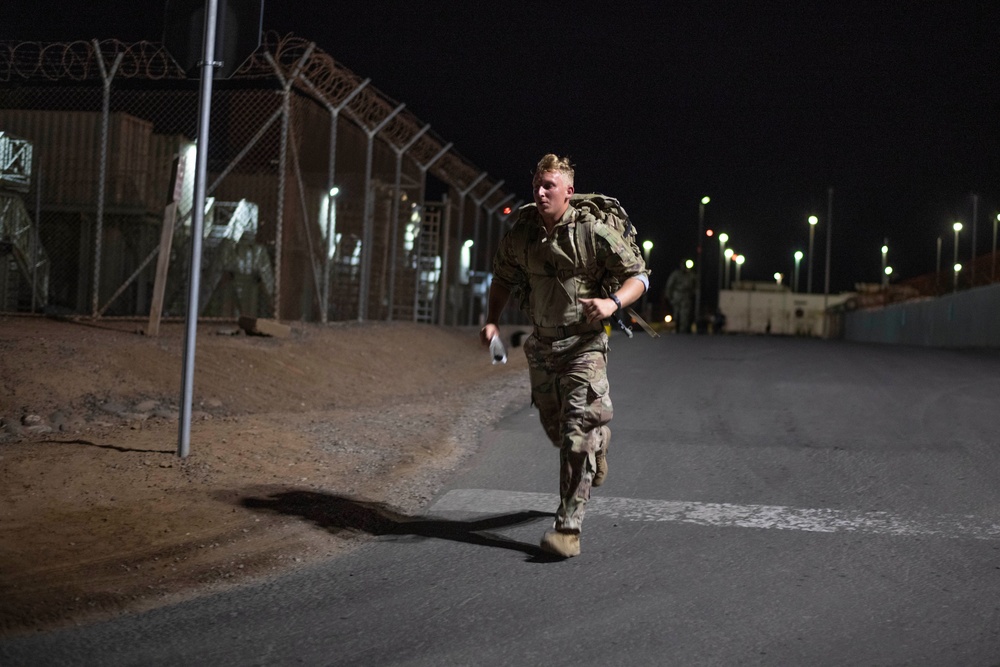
[610,294,622,312]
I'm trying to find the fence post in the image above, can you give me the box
[265,45,314,320]
[452,172,488,325]
[91,41,123,318]
[467,180,504,325]
[357,103,404,321]
[387,123,430,321]
[409,143,453,322]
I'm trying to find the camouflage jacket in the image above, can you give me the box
[492,203,648,328]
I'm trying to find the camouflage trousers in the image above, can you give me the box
[523,330,613,533]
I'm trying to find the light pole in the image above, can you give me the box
[793,250,803,293]
[723,248,733,289]
[717,232,728,299]
[880,240,888,288]
[734,254,745,284]
[936,236,942,293]
[807,215,818,293]
[695,196,710,332]
[954,262,962,292]
[953,222,963,290]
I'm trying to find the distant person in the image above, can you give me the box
[666,260,696,334]
[479,154,649,558]
[712,309,726,334]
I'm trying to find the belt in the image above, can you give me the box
[533,321,604,339]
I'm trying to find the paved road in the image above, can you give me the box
[4,334,1000,666]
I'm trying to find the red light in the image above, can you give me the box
[502,206,512,215]
[706,229,714,237]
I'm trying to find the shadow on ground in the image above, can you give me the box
[237,488,561,561]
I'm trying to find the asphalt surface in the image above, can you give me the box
[4,333,1000,666]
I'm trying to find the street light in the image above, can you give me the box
[881,241,888,288]
[774,272,783,285]
[953,262,962,291]
[734,254,745,284]
[723,248,733,289]
[717,232,729,299]
[953,221,963,282]
[695,196,711,331]
[793,250,803,293]
[807,215,818,293]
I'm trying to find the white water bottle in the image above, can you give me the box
[489,335,507,364]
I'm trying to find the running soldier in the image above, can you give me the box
[479,154,649,557]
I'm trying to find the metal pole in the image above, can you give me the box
[881,237,888,288]
[823,188,832,314]
[468,180,504,325]
[695,198,706,331]
[936,236,942,293]
[318,78,370,323]
[32,164,41,313]
[807,216,817,293]
[410,142,452,322]
[436,194,451,326]
[716,233,727,304]
[387,123,430,321]
[264,46,315,321]
[91,41,123,318]
[971,194,978,285]
[953,225,961,289]
[179,0,219,459]
[451,172,488,325]
[358,103,405,321]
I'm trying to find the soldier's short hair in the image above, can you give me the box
[534,154,574,186]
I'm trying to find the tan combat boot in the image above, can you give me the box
[540,529,581,558]
[593,425,611,487]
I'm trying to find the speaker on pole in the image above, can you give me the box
[162,0,264,78]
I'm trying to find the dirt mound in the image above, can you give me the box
[0,316,528,637]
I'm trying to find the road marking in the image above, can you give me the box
[432,489,1000,541]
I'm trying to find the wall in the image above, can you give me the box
[719,283,854,337]
[843,283,1000,347]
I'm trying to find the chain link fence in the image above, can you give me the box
[0,35,519,326]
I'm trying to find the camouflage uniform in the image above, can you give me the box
[493,203,647,533]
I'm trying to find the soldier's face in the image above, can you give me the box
[532,170,574,221]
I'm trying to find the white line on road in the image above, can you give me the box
[431,489,1000,541]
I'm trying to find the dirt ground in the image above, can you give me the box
[0,315,529,638]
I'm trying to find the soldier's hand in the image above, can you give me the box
[580,297,616,323]
[480,323,499,346]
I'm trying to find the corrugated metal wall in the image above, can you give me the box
[843,283,1000,347]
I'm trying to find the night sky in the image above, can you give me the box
[5,1,999,300]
